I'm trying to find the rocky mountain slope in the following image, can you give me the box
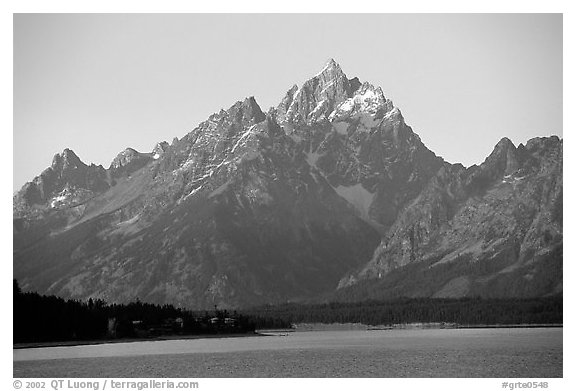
[13,59,562,308]
[335,136,562,300]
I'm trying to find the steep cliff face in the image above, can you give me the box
[273,59,443,233]
[13,59,562,308]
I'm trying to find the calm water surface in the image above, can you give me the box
[13,328,562,377]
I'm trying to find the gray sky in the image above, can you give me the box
[13,13,562,192]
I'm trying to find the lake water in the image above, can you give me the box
[13,328,562,377]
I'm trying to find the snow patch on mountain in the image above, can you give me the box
[117,214,140,227]
[309,99,328,121]
[284,88,302,120]
[184,185,204,200]
[231,125,257,154]
[334,183,375,220]
[432,240,486,266]
[305,151,323,169]
[50,190,71,208]
[329,82,393,124]
[209,180,232,198]
[108,214,147,237]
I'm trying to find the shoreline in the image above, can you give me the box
[13,323,563,350]
[13,332,265,350]
[446,323,563,329]
[291,322,563,332]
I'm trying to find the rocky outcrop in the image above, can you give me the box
[152,141,170,159]
[109,148,154,179]
[13,149,109,217]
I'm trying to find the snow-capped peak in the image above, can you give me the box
[279,59,352,124]
[328,82,394,123]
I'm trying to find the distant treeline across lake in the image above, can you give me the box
[244,296,562,328]
[13,280,562,344]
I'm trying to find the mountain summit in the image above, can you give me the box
[13,60,562,308]
[276,59,366,125]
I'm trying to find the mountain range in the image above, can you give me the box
[13,59,562,308]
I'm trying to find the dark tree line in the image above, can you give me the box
[14,279,562,344]
[245,296,562,328]
[13,280,263,344]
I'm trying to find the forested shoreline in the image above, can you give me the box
[13,280,263,344]
[14,280,562,344]
[245,296,562,328]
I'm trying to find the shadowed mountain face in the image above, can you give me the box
[13,59,562,308]
[335,136,562,301]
